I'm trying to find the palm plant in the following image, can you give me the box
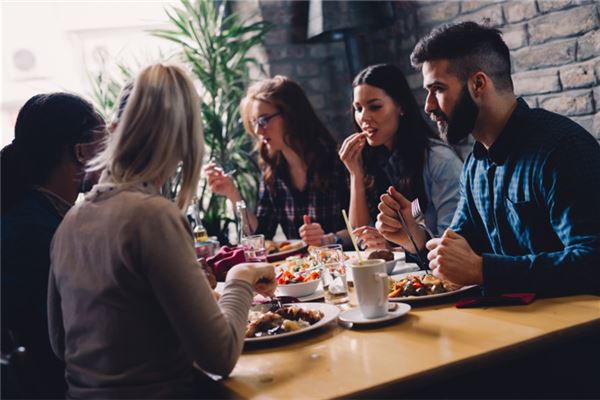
[153,0,271,244]
[88,52,135,122]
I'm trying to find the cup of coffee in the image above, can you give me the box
[349,259,389,319]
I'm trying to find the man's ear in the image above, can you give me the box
[470,72,487,98]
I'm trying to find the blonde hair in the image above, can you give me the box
[89,64,204,210]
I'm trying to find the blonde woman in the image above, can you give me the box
[48,64,276,398]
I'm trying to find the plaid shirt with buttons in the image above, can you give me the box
[451,98,600,296]
[256,159,349,240]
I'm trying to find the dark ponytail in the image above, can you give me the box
[1,93,104,214]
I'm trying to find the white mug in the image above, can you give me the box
[350,259,389,319]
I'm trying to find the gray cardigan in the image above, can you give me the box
[48,178,252,398]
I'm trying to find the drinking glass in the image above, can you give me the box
[311,244,348,305]
[241,234,267,262]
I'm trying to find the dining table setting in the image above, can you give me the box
[207,229,600,399]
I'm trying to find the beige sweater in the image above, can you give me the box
[48,179,252,398]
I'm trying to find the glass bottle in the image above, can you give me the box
[191,197,208,243]
[235,200,252,243]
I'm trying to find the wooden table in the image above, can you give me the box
[211,295,600,399]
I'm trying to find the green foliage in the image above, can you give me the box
[88,53,135,123]
[154,0,271,244]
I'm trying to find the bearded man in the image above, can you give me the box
[376,22,600,296]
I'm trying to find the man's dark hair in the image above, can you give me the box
[410,21,513,92]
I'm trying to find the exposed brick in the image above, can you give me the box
[594,112,600,138]
[295,62,320,77]
[560,60,597,89]
[307,77,330,92]
[309,45,327,59]
[570,115,595,132]
[457,4,505,27]
[512,39,576,71]
[307,93,325,110]
[290,46,306,59]
[269,63,294,77]
[406,72,423,91]
[502,24,528,50]
[540,89,594,116]
[513,69,561,95]
[461,1,497,14]
[265,28,288,45]
[504,1,538,23]
[594,85,600,111]
[266,46,288,60]
[577,30,600,61]
[522,96,539,108]
[528,5,599,45]
[417,2,460,25]
[536,0,578,13]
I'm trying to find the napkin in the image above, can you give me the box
[206,246,246,281]
[455,293,536,308]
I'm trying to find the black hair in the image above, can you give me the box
[410,21,513,92]
[115,81,134,122]
[1,93,105,214]
[352,64,437,214]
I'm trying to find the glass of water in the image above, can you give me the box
[311,244,348,305]
[241,234,267,262]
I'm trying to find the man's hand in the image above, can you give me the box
[375,186,426,251]
[426,229,483,286]
[299,215,326,246]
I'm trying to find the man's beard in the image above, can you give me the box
[434,85,479,145]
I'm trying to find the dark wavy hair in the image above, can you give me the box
[240,76,339,193]
[352,64,437,211]
[1,93,105,214]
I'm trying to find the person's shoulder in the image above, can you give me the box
[426,139,464,174]
[525,106,597,150]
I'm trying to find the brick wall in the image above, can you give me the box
[240,0,600,144]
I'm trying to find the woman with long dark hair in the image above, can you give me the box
[1,92,105,397]
[205,75,349,246]
[339,64,462,249]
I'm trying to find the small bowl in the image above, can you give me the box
[384,259,398,275]
[277,279,320,298]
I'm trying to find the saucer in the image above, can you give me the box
[338,303,411,325]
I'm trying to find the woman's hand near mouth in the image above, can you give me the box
[339,132,367,178]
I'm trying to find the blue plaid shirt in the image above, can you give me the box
[256,159,349,240]
[451,98,600,296]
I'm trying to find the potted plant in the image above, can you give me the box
[153,0,272,245]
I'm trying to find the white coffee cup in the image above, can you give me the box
[349,259,389,319]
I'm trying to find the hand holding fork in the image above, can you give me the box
[376,186,429,268]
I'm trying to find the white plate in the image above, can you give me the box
[345,250,405,262]
[338,303,411,325]
[266,240,308,262]
[245,302,340,343]
[388,270,479,303]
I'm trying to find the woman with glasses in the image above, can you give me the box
[339,64,462,250]
[48,64,276,398]
[204,75,349,246]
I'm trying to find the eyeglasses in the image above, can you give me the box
[252,112,281,133]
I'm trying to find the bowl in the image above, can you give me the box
[384,259,398,275]
[277,279,320,298]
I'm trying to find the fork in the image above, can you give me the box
[411,199,435,239]
[394,208,429,270]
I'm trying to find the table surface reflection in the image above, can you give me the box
[210,294,599,399]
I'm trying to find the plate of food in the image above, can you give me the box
[274,256,323,299]
[244,302,340,342]
[387,270,478,302]
[266,240,308,262]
